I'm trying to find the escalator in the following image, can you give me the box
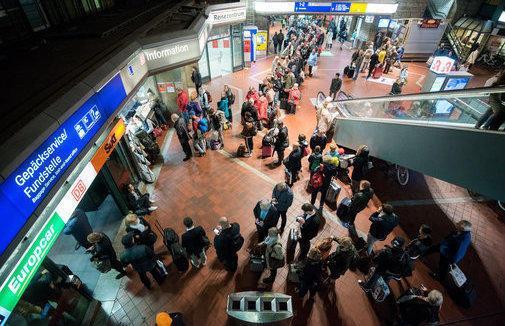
[320,87,505,202]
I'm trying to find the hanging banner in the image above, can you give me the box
[256,31,268,51]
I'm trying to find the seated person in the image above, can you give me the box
[125,183,157,214]
[124,213,157,249]
[396,287,443,326]
[358,236,413,292]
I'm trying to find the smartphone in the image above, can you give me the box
[213,228,220,235]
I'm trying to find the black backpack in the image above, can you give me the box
[163,228,179,248]
[170,243,189,272]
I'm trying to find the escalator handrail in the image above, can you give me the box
[332,86,505,105]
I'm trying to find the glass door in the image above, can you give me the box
[232,24,244,71]
[208,37,233,79]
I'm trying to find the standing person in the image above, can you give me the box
[374,31,384,51]
[307,49,318,77]
[63,209,93,250]
[361,44,374,72]
[273,120,289,165]
[242,111,257,157]
[399,65,409,84]
[288,84,301,114]
[277,30,285,53]
[253,199,280,242]
[390,79,403,95]
[329,73,342,101]
[308,145,323,177]
[181,217,208,268]
[283,144,303,186]
[396,288,443,326]
[351,145,370,193]
[191,116,207,157]
[485,74,505,130]
[271,182,294,233]
[345,180,374,237]
[297,203,322,260]
[125,183,157,214]
[316,98,333,135]
[465,43,480,69]
[327,236,357,280]
[191,66,202,91]
[326,29,333,49]
[171,114,192,161]
[377,47,387,65]
[310,131,327,152]
[272,31,279,54]
[224,84,235,116]
[406,224,433,259]
[366,51,379,79]
[124,213,157,250]
[120,233,165,289]
[366,204,399,255]
[310,155,338,210]
[428,220,472,282]
[218,91,231,123]
[259,227,285,284]
[87,232,126,279]
[208,107,226,148]
[199,86,211,117]
[214,217,243,273]
[353,50,364,80]
[383,47,397,74]
[297,248,324,298]
[176,88,189,122]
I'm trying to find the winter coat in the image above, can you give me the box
[181,226,207,256]
[257,96,269,120]
[285,147,302,172]
[309,133,327,151]
[218,97,231,120]
[284,73,296,89]
[265,242,284,269]
[307,52,318,67]
[288,88,301,106]
[120,244,156,273]
[349,187,374,215]
[174,117,190,142]
[91,233,118,261]
[274,126,289,150]
[214,223,241,260]
[316,106,332,133]
[440,231,471,264]
[308,152,323,172]
[191,70,202,87]
[330,77,342,93]
[272,187,294,212]
[351,151,369,181]
[299,212,321,241]
[177,91,189,112]
[327,243,357,277]
[369,211,399,240]
[253,203,280,230]
[187,101,203,117]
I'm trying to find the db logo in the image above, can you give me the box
[71,180,86,201]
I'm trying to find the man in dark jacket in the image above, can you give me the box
[191,66,202,90]
[366,204,399,255]
[125,183,157,214]
[345,180,374,236]
[366,51,380,79]
[171,113,192,161]
[329,73,342,101]
[297,203,322,260]
[358,236,411,292]
[63,209,93,250]
[310,155,338,209]
[277,31,285,53]
[298,248,324,298]
[396,287,443,326]
[254,200,280,242]
[272,32,279,54]
[274,121,289,165]
[351,145,370,193]
[284,144,302,186]
[271,182,294,233]
[428,220,472,282]
[120,232,165,289]
[87,232,125,279]
[309,131,327,152]
[214,217,243,272]
[406,224,433,259]
[181,217,208,268]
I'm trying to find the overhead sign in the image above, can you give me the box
[143,39,201,71]
[0,158,100,324]
[90,119,125,171]
[0,74,126,258]
[209,7,246,26]
[430,56,455,74]
[420,18,441,28]
[294,2,351,13]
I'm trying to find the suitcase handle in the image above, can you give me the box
[154,219,164,237]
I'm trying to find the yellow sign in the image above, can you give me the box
[256,31,268,51]
[350,3,367,13]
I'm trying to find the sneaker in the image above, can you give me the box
[358,280,370,293]
[148,206,158,212]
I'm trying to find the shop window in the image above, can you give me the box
[198,46,210,81]
[208,37,233,78]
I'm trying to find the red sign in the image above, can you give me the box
[212,40,219,48]
[71,180,86,201]
[223,39,230,48]
[157,82,167,93]
[244,39,251,53]
[420,19,441,28]
[430,56,455,74]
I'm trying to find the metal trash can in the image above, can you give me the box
[227,291,293,325]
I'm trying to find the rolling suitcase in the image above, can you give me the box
[372,65,383,79]
[346,66,355,78]
[249,254,265,272]
[336,197,352,221]
[262,145,273,158]
[286,227,299,263]
[325,180,341,209]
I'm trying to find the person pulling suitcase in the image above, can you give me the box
[310,156,338,211]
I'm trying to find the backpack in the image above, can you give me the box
[310,168,324,189]
[269,243,285,269]
[236,143,247,157]
[163,227,179,248]
[198,118,209,133]
[205,91,213,103]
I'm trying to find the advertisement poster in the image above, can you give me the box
[165,82,175,93]
[244,39,251,53]
[157,82,167,93]
[256,31,268,51]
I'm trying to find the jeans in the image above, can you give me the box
[138,265,165,289]
[181,140,192,158]
[194,138,206,155]
[311,186,329,208]
[245,137,254,153]
[190,249,207,267]
[366,233,380,255]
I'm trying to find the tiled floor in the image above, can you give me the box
[95,40,505,325]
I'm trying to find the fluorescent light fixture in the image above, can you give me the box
[366,3,398,14]
[499,11,505,23]
[254,1,295,14]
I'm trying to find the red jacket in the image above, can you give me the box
[256,96,268,120]
[177,91,189,112]
[289,89,301,106]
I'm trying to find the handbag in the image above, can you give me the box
[372,275,390,302]
[449,264,467,288]
[156,259,169,276]
[93,258,112,273]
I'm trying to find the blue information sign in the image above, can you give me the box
[294,2,351,13]
[0,74,126,257]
